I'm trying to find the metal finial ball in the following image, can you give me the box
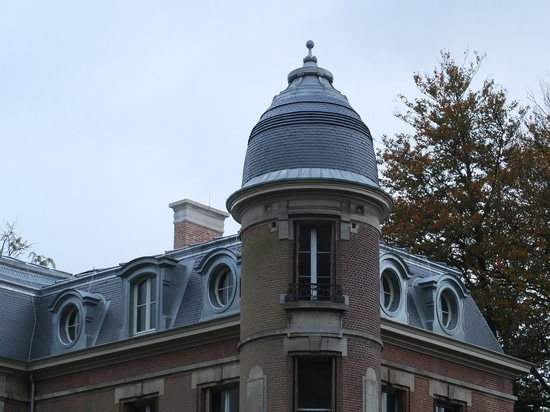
[306,40,314,50]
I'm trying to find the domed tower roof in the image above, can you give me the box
[228,41,393,224]
[241,40,379,189]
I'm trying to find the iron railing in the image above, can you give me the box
[285,283,345,303]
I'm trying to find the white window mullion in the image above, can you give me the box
[310,228,318,284]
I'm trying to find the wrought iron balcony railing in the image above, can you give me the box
[285,283,345,303]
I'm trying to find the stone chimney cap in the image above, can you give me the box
[169,199,229,232]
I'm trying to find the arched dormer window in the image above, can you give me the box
[195,248,241,321]
[412,274,467,339]
[379,254,410,323]
[50,289,108,354]
[132,275,157,334]
[118,256,188,339]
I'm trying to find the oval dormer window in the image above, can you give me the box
[381,268,401,315]
[59,304,81,346]
[438,288,459,332]
[209,264,236,310]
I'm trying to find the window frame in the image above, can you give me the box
[381,268,401,315]
[58,302,82,347]
[382,387,406,412]
[123,397,158,412]
[435,401,462,412]
[132,275,158,335]
[208,264,237,310]
[210,384,239,412]
[437,287,459,333]
[295,356,335,412]
[295,220,335,301]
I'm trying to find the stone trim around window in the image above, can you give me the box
[49,289,108,354]
[117,256,188,339]
[194,248,241,321]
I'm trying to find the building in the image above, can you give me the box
[0,42,530,412]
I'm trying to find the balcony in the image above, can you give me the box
[285,283,345,304]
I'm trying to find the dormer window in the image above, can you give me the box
[209,265,236,310]
[50,289,108,353]
[437,288,459,332]
[133,275,157,334]
[379,254,409,322]
[412,275,466,339]
[381,269,400,314]
[118,256,189,339]
[60,304,81,345]
[195,248,241,321]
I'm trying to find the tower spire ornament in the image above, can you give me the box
[303,39,317,63]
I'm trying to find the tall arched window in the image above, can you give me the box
[133,276,157,334]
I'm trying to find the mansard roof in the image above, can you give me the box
[0,236,503,362]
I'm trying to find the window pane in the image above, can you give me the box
[212,386,238,412]
[137,279,148,305]
[297,358,332,410]
[316,224,331,252]
[136,305,147,332]
[298,225,312,252]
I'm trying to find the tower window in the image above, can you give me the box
[295,221,334,300]
[133,276,157,334]
[296,357,334,412]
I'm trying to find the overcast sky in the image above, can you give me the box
[1,1,548,274]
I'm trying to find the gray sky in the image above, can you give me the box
[1,1,548,274]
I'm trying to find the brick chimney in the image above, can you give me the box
[169,199,229,249]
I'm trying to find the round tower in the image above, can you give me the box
[227,41,393,412]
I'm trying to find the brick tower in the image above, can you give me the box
[227,41,393,411]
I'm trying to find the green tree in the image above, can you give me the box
[0,220,56,268]
[378,51,550,410]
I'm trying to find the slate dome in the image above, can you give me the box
[241,41,380,189]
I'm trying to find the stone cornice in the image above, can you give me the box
[29,315,240,380]
[381,319,532,379]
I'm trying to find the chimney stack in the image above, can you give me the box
[169,199,229,249]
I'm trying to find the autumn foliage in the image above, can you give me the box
[378,51,550,411]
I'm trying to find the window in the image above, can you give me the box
[438,288,458,332]
[211,386,238,412]
[296,221,334,300]
[435,402,461,412]
[382,388,405,412]
[296,357,334,412]
[124,398,157,412]
[59,304,81,345]
[381,269,401,314]
[133,276,157,334]
[209,265,236,309]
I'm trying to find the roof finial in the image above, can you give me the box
[303,40,317,64]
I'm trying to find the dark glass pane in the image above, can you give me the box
[212,387,238,412]
[137,279,147,305]
[150,278,156,303]
[137,305,146,331]
[298,225,312,252]
[317,253,331,281]
[316,224,332,252]
[297,358,332,409]
[298,252,311,279]
[149,302,156,329]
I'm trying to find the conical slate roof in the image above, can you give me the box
[241,40,379,189]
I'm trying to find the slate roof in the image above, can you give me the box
[241,40,379,189]
[0,238,503,362]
